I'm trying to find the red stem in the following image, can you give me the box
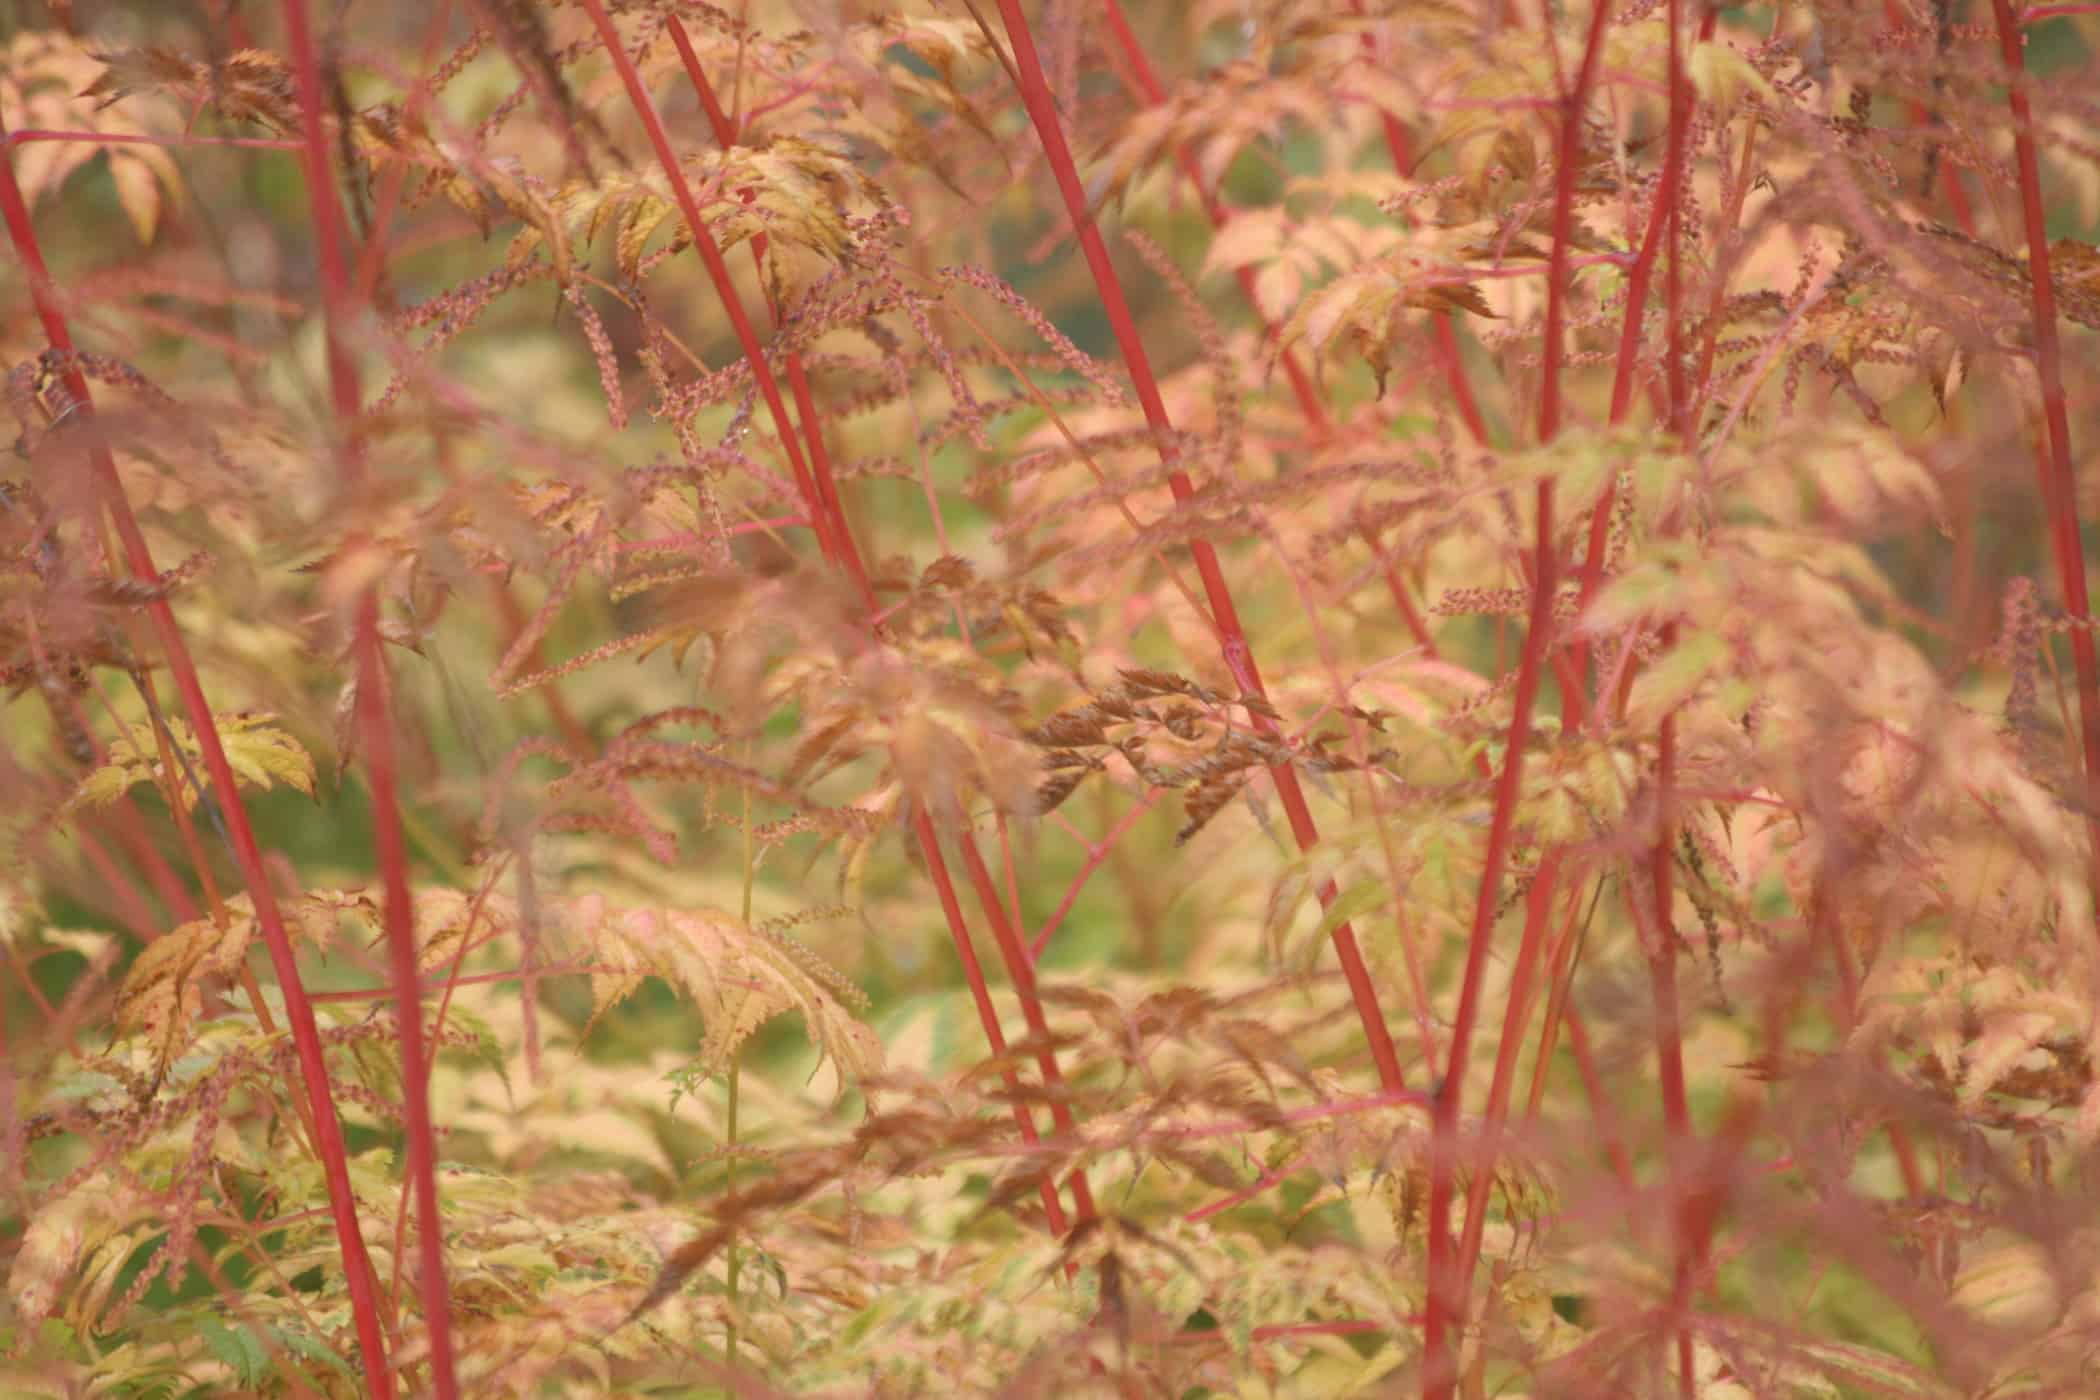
[575,0,841,579]
[1990,0,2100,927]
[1561,998,1634,1186]
[1362,103,1491,445]
[1662,6,1688,441]
[994,0,1406,1093]
[952,835,1099,1221]
[666,16,874,595]
[1646,633,1695,1397]
[1450,853,1564,1290]
[350,0,459,304]
[68,825,167,950]
[1030,797,1159,962]
[1537,3,1617,444]
[0,114,397,1400]
[631,7,1087,1225]
[1656,18,1695,1390]
[908,807,1074,1232]
[1478,0,1699,1243]
[276,0,459,1391]
[1097,0,1333,437]
[105,799,203,921]
[1575,7,1717,680]
[1880,0,1978,235]
[1424,6,1610,1392]
[1419,478,1557,1400]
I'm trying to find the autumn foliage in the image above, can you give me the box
[5,1,2100,1396]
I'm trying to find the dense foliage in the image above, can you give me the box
[5,0,2100,1395]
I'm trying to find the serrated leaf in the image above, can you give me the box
[1624,630,1729,729]
[114,908,259,1072]
[7,1181,145,1326]
[1687,40,1774,114]
[64,711,314,817]
[565,895,880,1090]
[198,1318,268,1385]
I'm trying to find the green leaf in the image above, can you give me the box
[1624,629,1729,729]
[198,1318,268,1385]
[1310,880,1392,958]
[265,1325,360,1381]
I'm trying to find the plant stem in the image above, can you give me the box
[575,0,843,582]
[1990,0,2100,928]
[1096,0,1332,436]
[908,806,1073,1233]
[1423,4,1610,1392]
[0,112,400,1400]
[667,14,873,592]
[277,1,459,1389]
[728,746,754,1375]
[1576,6,1717,673]
[994,0,1406,1093]
[952,833,1099,1220]
[1419,477,1557,1400]
[655,15,1091,1226]
[1450,853,1565,1289]
[1353,59,1492,446]
[1656,9,1696,1383]
[1640,635,1694,1393]
[724,1055,741,1370]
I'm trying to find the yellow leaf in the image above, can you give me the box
[1624,630,1729,730]
[114,904,259,1071]
[560,895,880,1089]
[107,146,168,244]
[1687,40,1775,115]
[216,711,318,805]
[7,1181,147,1326]
[64,711,315,817]
[1952,1240,2058,1329]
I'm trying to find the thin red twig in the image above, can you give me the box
[618,5,1087,1227]
[276,0,459,1390]
[994,0,1407,1094]
[1423,5,1611,1392]
[1990,0,2100,928]
[0,111,399,1400]
[1097,0,1333,437]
